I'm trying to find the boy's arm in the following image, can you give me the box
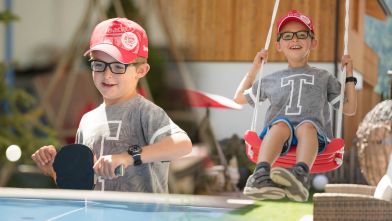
[134,132,192,164]
[94,133,192,179]
[341,55,357,116]
[233,50,268,104]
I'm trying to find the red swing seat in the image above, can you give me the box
[244,130,344,173]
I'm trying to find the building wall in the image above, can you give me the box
[0,0,109,68]
[158,0,339,62]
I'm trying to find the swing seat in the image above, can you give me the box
[244,130,344,173]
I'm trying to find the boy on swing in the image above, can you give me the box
[234,10,357,201]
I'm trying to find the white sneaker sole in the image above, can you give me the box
[270,167,309,202]
[243,186,286,200]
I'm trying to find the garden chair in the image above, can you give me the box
[313,154,392,221]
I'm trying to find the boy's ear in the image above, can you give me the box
[311,38,318,50]
[275,41,282,52]
[136,63,150,78]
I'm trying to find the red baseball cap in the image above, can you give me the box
[276,10,314,34]
[84,18,148,64]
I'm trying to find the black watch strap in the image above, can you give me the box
[345,76,357,85]
[127,145,142,166]
[132,152,142,166]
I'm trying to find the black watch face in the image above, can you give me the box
[128,145,141,155]
[127,145,142,166]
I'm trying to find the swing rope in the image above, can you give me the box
[251,0,280,131]
[336,0,350,138]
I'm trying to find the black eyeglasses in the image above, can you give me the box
[89,60,142,74]
[277,30,314,41]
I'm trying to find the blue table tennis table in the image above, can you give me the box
[0,188,254,221]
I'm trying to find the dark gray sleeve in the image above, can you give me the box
[244,78,267,107]
[327,73,342,110]
[141,105,185,145]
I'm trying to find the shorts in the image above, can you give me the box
[259,116,328,156]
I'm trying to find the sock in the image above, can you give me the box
[255,161,271,172]
[295,162,310,174]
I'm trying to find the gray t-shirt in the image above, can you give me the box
[245,65,341,139]
[76,94,185,193]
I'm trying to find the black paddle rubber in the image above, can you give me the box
[53,144,95,190]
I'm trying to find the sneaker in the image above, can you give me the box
[243,167,286,200]
[270,166,310,202]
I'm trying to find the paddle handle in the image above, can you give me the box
[114,164,124,176]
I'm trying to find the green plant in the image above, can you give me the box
[0,11,59,186]
[0,65,59,164]
[0,10,19,22]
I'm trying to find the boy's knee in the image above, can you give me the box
[271,122,291,134]
[296,123,317,135]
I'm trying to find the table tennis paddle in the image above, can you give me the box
[53,144,124,190]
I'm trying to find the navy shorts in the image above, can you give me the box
[259,116,328,156]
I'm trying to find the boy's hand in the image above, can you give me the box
[93,152,130,180]
[253,49,268,69]
[31,145,57,177]
[341,54,353,76]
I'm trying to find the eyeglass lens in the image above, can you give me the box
[90,61,127,74]
[280,31,310,40]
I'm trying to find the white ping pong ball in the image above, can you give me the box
[6,145,22,162]
[312,174,329,191]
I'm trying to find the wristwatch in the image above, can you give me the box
[127,145,143,166]
[345,76,357,85]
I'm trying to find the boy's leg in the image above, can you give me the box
[270,122,318,202]
[243,162,285,200]
[259,122,292,163]
[243,120,291,200]
[294,122,319,167]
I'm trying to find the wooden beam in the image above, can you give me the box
[366,0,390,21]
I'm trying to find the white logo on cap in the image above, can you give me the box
[300,15,311,25]
[121,32,138,50]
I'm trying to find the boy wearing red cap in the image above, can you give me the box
[32,18,192,192]
[234,10,356,201]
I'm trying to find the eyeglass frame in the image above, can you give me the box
[88,60,144,74]
[277,30,314,41]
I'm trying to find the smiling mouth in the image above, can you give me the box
[290,45,302,49]
[102,82,116,87]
